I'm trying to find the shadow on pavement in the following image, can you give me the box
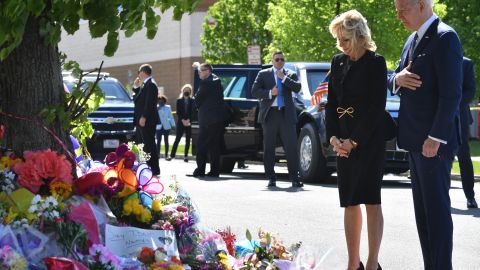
[451,207,480,218]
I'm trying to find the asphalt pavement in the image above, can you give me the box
[160,157,480,270]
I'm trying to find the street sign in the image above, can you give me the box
[247,45,261,65]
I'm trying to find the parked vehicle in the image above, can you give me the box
[191,64,409,182]
[63,72,135,157]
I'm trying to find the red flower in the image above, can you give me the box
[15,149,73,194]
[137,247,155,264]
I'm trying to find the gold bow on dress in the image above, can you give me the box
[336,107,354,118]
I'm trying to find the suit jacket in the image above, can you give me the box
[133,78,160,127]
[156,104,175,130]
[176,97,193,121]
[251,67,301,125]
[194,74,226,126]
[388,18,463,155]
[461,57,476,126]
[326,51,387,146]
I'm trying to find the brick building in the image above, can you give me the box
[58,0,215,111]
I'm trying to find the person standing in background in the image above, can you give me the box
[456,57,477,208]
[251,51,303,188]
[156,95,175,161]
[170,84,193,162]
[133,64,160,175]
[192,63,227,178]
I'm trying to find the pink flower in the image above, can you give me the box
[176,205,188,213]
[15,149,73,193]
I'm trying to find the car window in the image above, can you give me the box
[220,75,247,98]
[99,81,131,101]
[64,80,131,101]
[306,70,328,95]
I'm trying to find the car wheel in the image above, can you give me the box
[219,157,236,173]
[298,123,330,182]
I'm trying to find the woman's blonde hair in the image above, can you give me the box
[179,83,192,98]
[329,10,376,55]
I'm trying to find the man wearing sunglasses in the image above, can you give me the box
[252,51,303,188]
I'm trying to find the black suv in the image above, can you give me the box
[63,73,135,157]
[191,64,409,182]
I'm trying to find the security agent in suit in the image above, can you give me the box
[251,51,303,188]
[192,63,226,178]
[133,64,160,175]
[389,1,463,269]
[457,57,477,208]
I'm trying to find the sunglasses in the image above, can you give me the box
[274,58,285,62]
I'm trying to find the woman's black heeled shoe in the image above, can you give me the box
[356,262,365,270]
[377,263,382,270]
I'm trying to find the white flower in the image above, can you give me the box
[28,205,38,213]
[5,170,15,181]
[45,196,58,207]
[155,249,168,261]
[31,195,42,204]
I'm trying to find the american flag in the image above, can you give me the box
[311,81,328,105]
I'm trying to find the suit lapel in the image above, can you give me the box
[411,18,439,63]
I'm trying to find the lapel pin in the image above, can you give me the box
[340,62,343,66]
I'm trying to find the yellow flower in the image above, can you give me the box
[123,203,133,215]
[152,200,162,212]
[50,182,72,198]
[167,265,185,270]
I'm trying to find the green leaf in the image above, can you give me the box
[26,0,45,16]
[104,31,119,57]
[246,229,252,241]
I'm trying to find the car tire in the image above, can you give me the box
[298,123,331,182]
[219,157,236,173]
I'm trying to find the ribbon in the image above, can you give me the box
[336,107,355,118]
[0,111,76,164]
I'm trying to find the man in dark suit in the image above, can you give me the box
[389,1,463,269]
[251,51,303,188]
[457,57,477,208]
[192,63,226,178]
[133,64,160,175]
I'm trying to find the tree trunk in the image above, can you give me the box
[0,16,72,161]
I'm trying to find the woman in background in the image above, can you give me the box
[170,84,193,162]
[156,95,175,160]
[326,10,387,270]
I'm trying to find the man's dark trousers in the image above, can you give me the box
[137,124,160,175]
[195,122,224,174]
[263,108,299,181]
[409,152,453,270]
[457,118,475,200]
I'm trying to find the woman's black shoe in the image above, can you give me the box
[377,263,382,270]
[356,262,365,270]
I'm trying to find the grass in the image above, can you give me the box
[451,139,480,176]
[159,145,192,156]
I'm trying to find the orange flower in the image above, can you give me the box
[138,247,155,265]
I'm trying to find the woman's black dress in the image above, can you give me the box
[326,50,388,207]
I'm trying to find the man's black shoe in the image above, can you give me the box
[292,181,304,188]
[267,179,276,187]
[184,158,189,163]
[206,172,220,177]
[467,198,478,208]
[192,168,205,177]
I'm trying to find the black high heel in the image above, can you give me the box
[377,263,382,270]
[356,262,365,270]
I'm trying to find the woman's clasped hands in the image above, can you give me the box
[330,136,356,158]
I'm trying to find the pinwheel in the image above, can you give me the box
[105,159,164,209]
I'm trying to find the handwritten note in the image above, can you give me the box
[105,224,178,258]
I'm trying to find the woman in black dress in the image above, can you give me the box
[170,84,193,162]
[326,10,387,270]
